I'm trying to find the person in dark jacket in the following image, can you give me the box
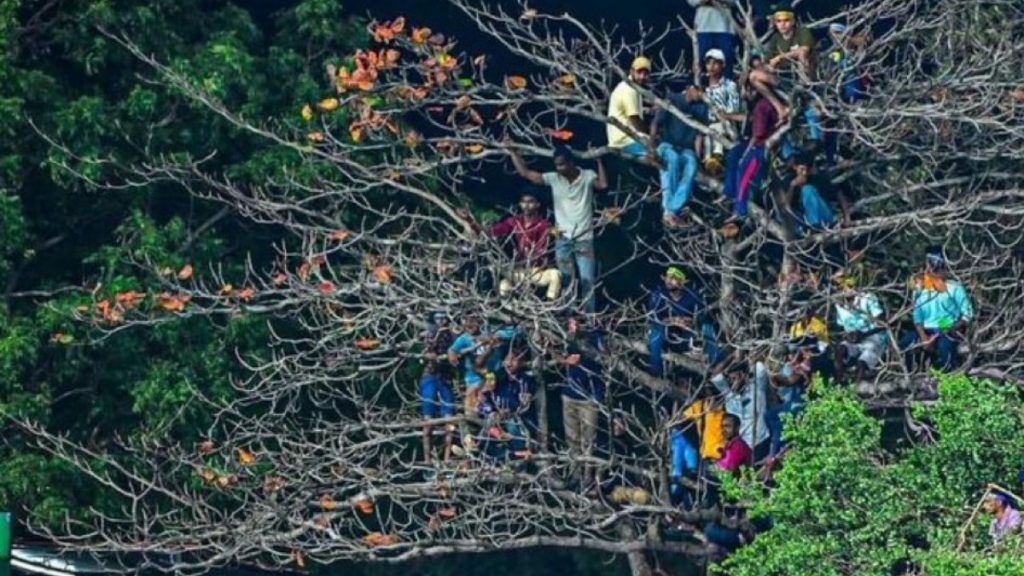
[647,266,720,376]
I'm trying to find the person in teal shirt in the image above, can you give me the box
[899,248,974,371]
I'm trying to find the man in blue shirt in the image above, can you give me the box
[899,247,974,371]
[647,266,719,377]
[651,84,708,228]
[420,312,456,462]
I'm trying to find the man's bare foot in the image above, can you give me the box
[662,213,681,228]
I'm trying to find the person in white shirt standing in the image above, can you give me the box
[507,143,608,314]
[711,357,771,463]
[689,0,738,78]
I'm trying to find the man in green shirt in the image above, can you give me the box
[748,2,816,120]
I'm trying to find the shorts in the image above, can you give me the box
[420,375,456,418]
[842,332,887,370]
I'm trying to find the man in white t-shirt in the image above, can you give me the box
[711,358,771,462]
[607,56,653,160]
[507,144,608,313]
[834,273,888,383]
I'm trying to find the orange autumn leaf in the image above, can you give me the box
[272,272,289,286]
[237,448,257,466]
[505,75,528,90]
[549,129,574,141]
[372,265,394,284]
[177,264,194,281]
[318,281,336,295]
[372,17,406,43]
[198,440,216,455]
[307,131,325,143]
[455,94,472,110]
[316,98,340,112]
[355,339,382,351]
[383,48,401,66]
[237,287,256,302]
[156,293,190,313]
[411,27,431,45]
[320,494,339,511]
[115,291,144,309]
[555,74,576,88]
[329,229,351,242]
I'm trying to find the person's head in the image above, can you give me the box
[925,246,948,275]
[985,492,1012,515]
[504,352,523,374]
[773,4,797,37]
[726,360,750,391]
[748,49,765,72]
[722,413,741,441]
[793,153,815,179]
[630,56,652,85]
[552,145,576,178]
[665,266,688,292]
[837,272,857,297]
[705,49,726,79]
[829,22,848,43]
[463,316,481,334]
[518,191,541,216]
[432,311,449,327]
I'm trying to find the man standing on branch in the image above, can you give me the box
[507,143,608,314]
[688,0,739,78]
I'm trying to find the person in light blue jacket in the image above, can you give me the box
[899,247,974,371]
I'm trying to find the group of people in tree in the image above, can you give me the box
[410,0,983,557]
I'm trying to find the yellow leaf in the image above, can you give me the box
[317,98,340,112]
[520,8,538,20]
[307,131,325,143]
[301,104,314,122]
[219,284,234,296]
[197,468,217,483]
[465,143,485,154]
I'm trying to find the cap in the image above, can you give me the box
[631,56,652,72]
[666,266,688,283]
[773,1,796,20]
[705,48,726,63]
[829,23,848,34]
[838,275,857,290]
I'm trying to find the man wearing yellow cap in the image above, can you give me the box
[607,56,653,158]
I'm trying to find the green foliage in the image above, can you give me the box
[721,375,1024,576]
[0,0,362,528]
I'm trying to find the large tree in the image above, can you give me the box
[4,0,1024,575]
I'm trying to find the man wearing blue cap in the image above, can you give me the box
[985,491,1021,549]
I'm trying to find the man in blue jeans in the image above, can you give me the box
[651,84,707,227]
[647,266,720,376]
[899,247,974,371]
[507,142,608,314]
[688,0,738,78]
[420,312,456,462]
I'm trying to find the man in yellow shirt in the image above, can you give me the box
[607,56,652,159]
[670,384,725,503]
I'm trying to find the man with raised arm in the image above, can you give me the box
[507,144,608,314]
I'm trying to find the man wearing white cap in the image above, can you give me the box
[607,56,653,159]
[687,0,738,78]
[701,48,742,174]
